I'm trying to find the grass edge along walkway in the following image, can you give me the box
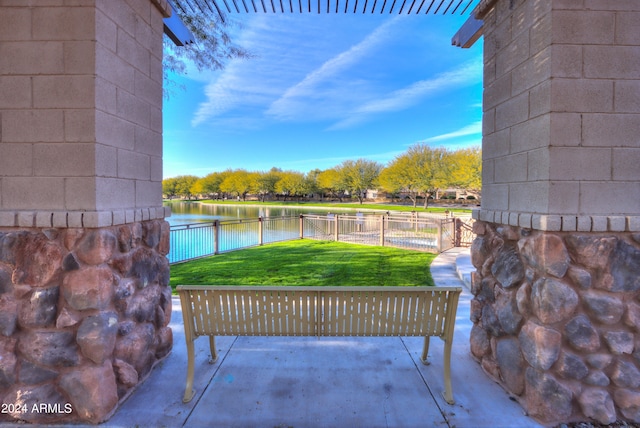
[169,240,436,290]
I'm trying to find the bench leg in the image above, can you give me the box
[420,336,430,365]
[441,338,455,405]
[209,336,218,363]
[183,339,196,403]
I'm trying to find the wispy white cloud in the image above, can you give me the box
[328,57,483,130]
[265,17,401,121]
[188,15,481,133]
[190,70,275,126]
[190,15,337,126]
[419,120,482,143]
[190,15,408,128]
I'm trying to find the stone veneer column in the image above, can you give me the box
[470,0,640,425]
[0,0,172,424]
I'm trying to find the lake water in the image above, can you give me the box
[165,201,361,225]
[165,202,361,262]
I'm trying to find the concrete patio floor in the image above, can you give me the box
[101,247,543,428]
[2,247,543,428]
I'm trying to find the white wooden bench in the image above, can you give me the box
[177,285,461,405]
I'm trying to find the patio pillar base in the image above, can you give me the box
[470,219,640,425]
[0,219,171,424]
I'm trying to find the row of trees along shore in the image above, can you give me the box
[163,145,481,208]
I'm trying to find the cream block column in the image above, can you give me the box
[0,0,173,424]
[477,0,640,229]
[0,0,170,228]
[470,0,640,425]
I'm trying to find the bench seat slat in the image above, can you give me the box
[435,291,449,335]
[249,292,259,335]
[403,293,416,335]
[388,293,399,336]
[240,293,251,335]
[395,294,404,335]
[379,292,389,335]
[195,292,208,334]
[285,292,294,334]
[357,292,367,335]
[221,291,232,334]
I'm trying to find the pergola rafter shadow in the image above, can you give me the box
[164,0,482,46]
[171,0,478,15]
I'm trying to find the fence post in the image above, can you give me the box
[455,218,461,247]
[299,215,304,239]
[334,215,339,242]
[379,215,385,247]
[259,217,264,246]
[436,219,443,253]
[213,220,219,255]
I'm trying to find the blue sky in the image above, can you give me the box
[162,13,483,179]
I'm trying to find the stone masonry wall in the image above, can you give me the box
[0,219,171,424]
[470,220,640,425]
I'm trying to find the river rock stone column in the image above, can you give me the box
[471,0,640,425]
[470,222,640,424]
[0,0,172,423]
[0,220,171,424]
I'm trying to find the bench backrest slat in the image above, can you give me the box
[179,286,461,338]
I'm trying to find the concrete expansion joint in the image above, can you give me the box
[472,209,640,233]
[0,207,171,228]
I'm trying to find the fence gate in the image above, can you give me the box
[439,217,456,252]
[454,217,476,247]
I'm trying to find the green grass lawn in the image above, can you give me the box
[170,240,436,289]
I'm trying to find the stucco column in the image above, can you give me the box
[0,0,172,423]
[470,0,640,425]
